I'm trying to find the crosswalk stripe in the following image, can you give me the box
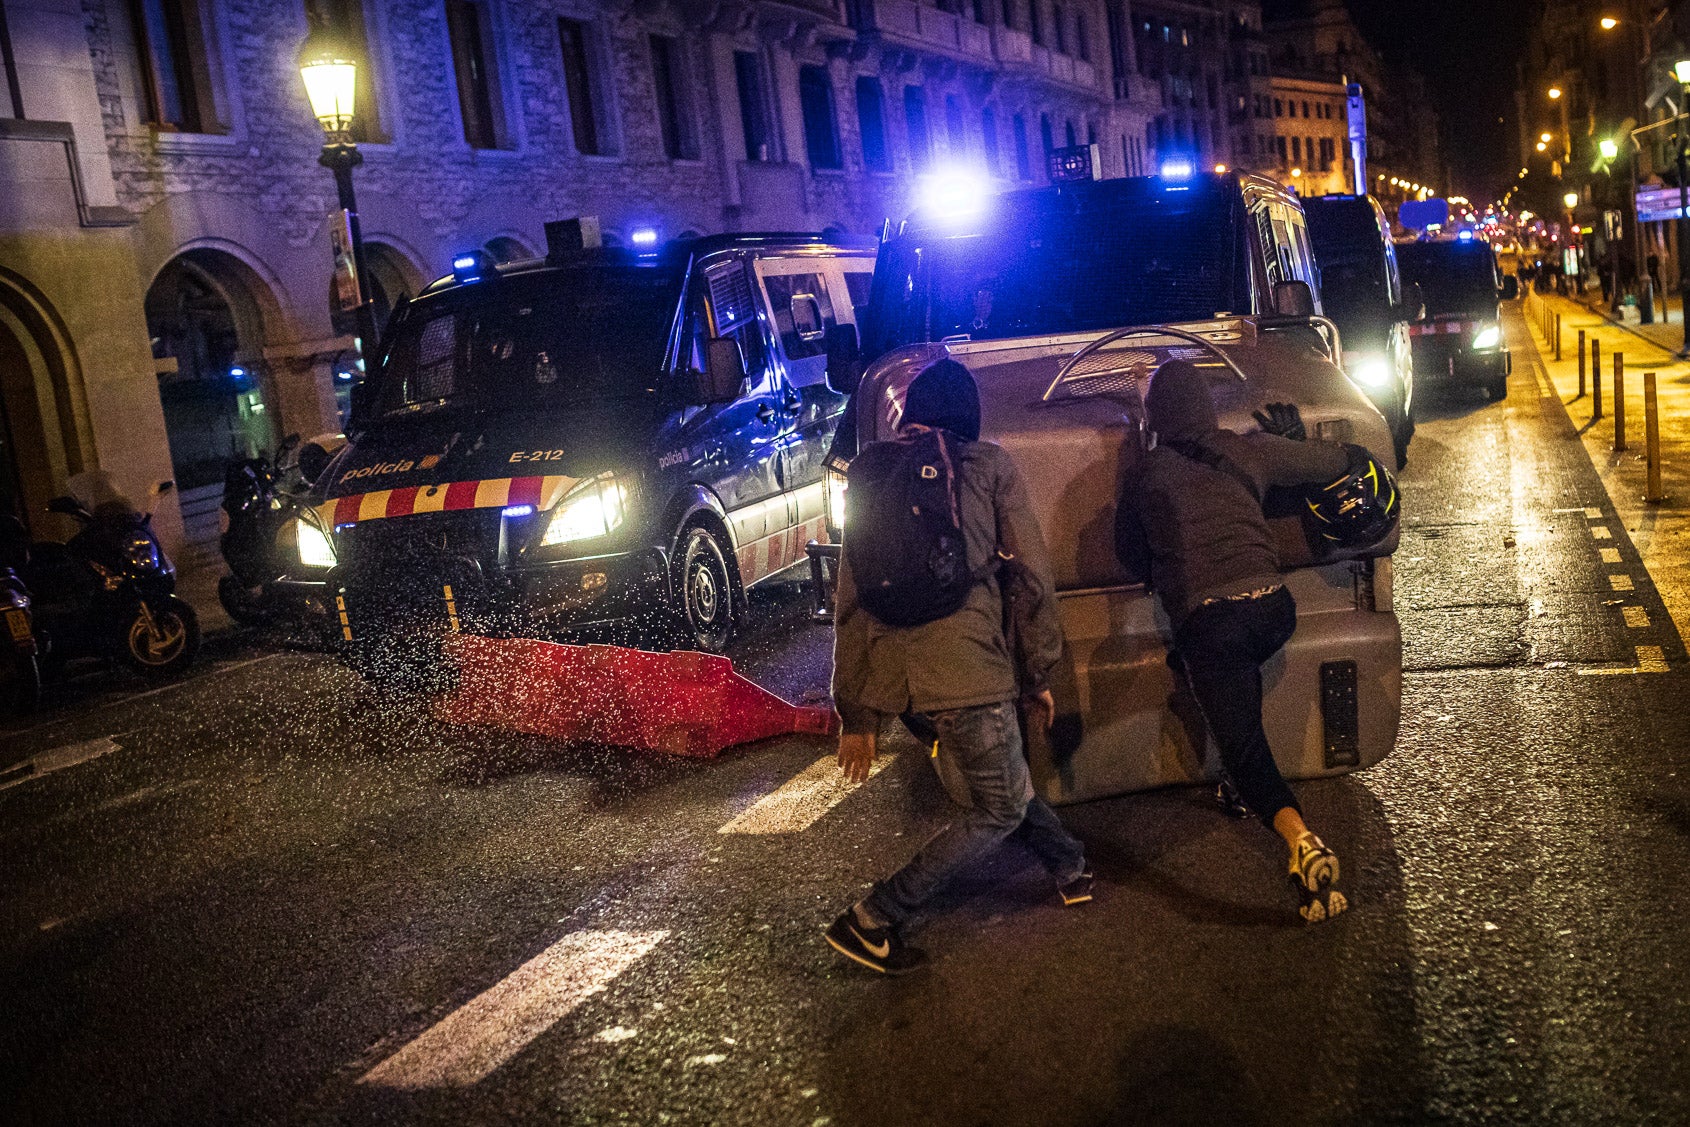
[1637,645,1669,673]
[1600,547,1622,564]
[1623,606,1650,628]
[359,928,668,1089]
[1610,574,1635,591]
[1591,526,1612,540]
[718,754,892,834]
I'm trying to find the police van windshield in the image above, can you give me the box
[1396,242,1498,317]
[869,181,1242,349]
[373,267,682,419]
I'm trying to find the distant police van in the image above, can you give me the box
[1396,235,1517,401]
[303,224,875,655]
[822,167,1403,804]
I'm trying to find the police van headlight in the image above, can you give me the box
[542,473,629,546]
[1348,356,1393,390]
[296,520,337,568]
[1473,324,1501,350]
[826,466,848,531]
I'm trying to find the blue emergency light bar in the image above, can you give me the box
[1159,158,1196,181]
[452,252,490,283]
[501,504,535,519]
[630,228,659,247]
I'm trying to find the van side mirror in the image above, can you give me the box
[297,442,333,485]
[1500,275,1520,301]
[790,294,825,343]
[1397,282,1425,323]
[697,337,747,403]
[47,496,82,516]
[1272,279,1316,318]
[823,323,862,395]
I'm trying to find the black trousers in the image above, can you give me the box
[1174,586,1301,826]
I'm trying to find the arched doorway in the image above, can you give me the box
[483,235,535,264]
[145,249,279,563]
[326,241,422,425]
[0,273,93,533]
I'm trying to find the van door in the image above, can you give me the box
[685,256,790,587]
[751,254,862,564]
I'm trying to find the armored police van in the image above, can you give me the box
[823,169,1402,804]
[303,224,875,656]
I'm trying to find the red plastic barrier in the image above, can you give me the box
[434,635,837,757]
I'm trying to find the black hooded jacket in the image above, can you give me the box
[1117,361,1348,631]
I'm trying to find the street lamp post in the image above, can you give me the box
[299,25,379,377]
[1676,59,1690,356]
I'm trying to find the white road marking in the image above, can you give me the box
[0,738,121,793]
[1638,645,1669,673]
[1586,507,1603,519]
[1610,574,1636,591]
[1533,362,1554,398]
[1623,606,1651,628]
[359,928,668,1089]
[1591,526,1612,540]
[718,754,893,834]
[1600,548,1622,564]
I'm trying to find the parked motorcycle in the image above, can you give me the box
[217,432,343,630]
[19,473,200,680]
[0,517,39,714]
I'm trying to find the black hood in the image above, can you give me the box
[1145,359,1218,443]
[904,358,981,442]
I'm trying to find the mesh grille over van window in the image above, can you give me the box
[409,314,458,403]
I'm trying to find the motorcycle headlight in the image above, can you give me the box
[1348,357,1393,390]
[826,466,848,531]
[296,520,337,568]
[542,474,629,546]
[1473,325,1501,350]
[123,534,161,570]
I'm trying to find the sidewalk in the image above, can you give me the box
[1519,288,1690,641]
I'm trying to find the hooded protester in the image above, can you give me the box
[1117,359,1356,923]
[826,358,1089,975]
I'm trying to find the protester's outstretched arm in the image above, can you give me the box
[996,453,1063,691]
[830,550,878,736]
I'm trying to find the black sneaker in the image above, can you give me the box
[825,911,928,975]
[1215,778,1252,819]
[1289,834,1348,924]
[1057,870,1095,906]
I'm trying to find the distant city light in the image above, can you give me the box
[1547,86,1563,99]
[1600,16,1618,29]
[1676,59,1690,85]
[1540,132,1553,143]
[1600,138,1619,159]
[1536,141,1548,152]
[1214,163,1229,174]
[1564,192,1580,208]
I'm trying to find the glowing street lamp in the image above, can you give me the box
[1536,141,1549,152]
[1547,85,1563,99]
[298,22,378,384]
[1600,16,1619,30]
[1599,138,1619,160]
[1563,192,1580,209]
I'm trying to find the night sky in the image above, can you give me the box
[1345,0,1535,201]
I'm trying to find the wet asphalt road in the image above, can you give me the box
[4,304,1690,1126]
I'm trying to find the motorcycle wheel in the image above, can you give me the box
[0,650,40,716]
[119,596,201,679]
[217,574,275,626]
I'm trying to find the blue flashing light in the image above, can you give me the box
[502,504,535,519]
[1159,157,1195,181]
[630,227,659,248]
[919,169,991,222]
[1457,229,1475,241]
[452,253,484,283]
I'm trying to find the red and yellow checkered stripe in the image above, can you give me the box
[316,474,577,528]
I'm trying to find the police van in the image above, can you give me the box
[822,167,1403,803]
[300,224,875,655]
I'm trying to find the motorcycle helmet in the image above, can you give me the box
[1303,444,1400,549]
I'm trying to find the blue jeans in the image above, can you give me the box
[866,700,1087,927]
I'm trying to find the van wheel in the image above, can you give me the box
[1485,375,1509,402]
[673,524,736,653]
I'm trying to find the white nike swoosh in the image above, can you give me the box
[853,925,891,959]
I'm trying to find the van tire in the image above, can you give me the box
[672,524,736,653]
[1485,374,1508,402]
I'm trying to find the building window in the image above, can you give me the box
[1273,98,1282,117]
[1039,112,1053,156]
[447,0,505,149]
[649,35,696,160]
[1075,12,1089,61]
[1064,119,1077,147]
[1001,0,1014,28]
[982,106,1000,174]
[305,1,384,141]
[736,51,775,161]
[1028,0,1043,45]
[856,76,889,171]
[1291,136,1300,163]
[557,19,616,156]
[1053,4,1066,53]
[129,0,221,133]
[903,85,931,170]
[798,65,841,170]
[944,94,966,155]
[1013,112,1031,179]
[971,0,987,23]
[0,0,22,119]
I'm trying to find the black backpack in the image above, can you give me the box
[844,428,980,627]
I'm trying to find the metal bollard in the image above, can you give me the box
[1614,353,1626,452]
[1554,313,1562,361]
[1592,339,1602,417]
[1645,371,1664,504]
[1578,330,1587,398]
